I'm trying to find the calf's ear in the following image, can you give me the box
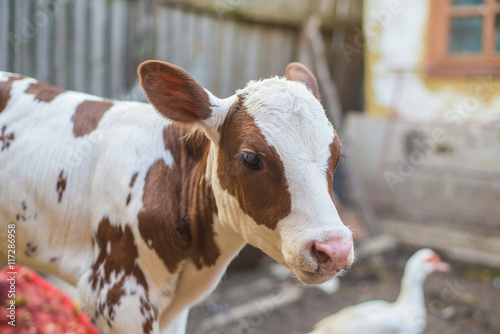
[138,60,212,124]
[284,62,321,100]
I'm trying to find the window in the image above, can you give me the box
[428,0,500,75]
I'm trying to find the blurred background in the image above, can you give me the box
[1,0,499,333]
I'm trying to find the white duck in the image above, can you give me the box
[309,248,450,334]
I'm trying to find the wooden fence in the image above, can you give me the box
[0,0,363,110]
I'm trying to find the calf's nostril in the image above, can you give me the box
[310,237,353,269]
[311,243,331,263]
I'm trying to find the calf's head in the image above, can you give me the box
[139,61,353,284]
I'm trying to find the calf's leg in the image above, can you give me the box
[160,308,189,334]
[78,272,160,334]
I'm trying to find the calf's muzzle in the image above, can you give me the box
[309,235,353,272]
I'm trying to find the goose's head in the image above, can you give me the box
[405,248,450,280]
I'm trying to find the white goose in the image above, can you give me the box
[309,248,450,334]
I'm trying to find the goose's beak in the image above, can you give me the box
[435,261,451,272]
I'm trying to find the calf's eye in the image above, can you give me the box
[241,152,263,171]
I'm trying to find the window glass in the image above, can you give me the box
[452,0,483,5]
[449,17,483,53]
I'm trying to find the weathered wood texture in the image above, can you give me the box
[381,219,500,268]
[161,0,362,31]
[0,0,363,110]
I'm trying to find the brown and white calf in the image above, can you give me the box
[0,61,353,333]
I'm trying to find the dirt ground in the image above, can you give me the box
[187,246,500,334]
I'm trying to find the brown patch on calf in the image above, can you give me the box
[163,126,221,268]
[72,100,114,137]
[217,97,292,230]
[25,81,65,103]
[90,217,148,322]
[326,134,342,201]
[137,125,220,272]
[25,242,38,257]
[56,170,67,203]
[126,172,139,206]
[187,176,220,269]
[0,125,15,151]
[129,172,139,187]
[138,158,190,273]
[0,74,25,113]
[16,201,28,221]
[140,297,159,334]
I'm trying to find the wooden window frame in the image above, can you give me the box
[427,0,500,75]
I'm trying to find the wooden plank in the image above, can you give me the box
[285,29,297,63]
[110,0,127,97]
[207,15,219,94]
[219,20,235,98]
[138,0,154,62]
[54,1,67,88]
[64,0,75,90]
[48,0,57,85]
[25,1,36,77]
[73,0,87,92]
[162,7,175,63]
[228,20,241,94]
[269,28,284,75]
[185,9,196,69]
[199,13,213,89]
[257,26,272,78]
[134,0,145,65]
[197,285,303,332]
[278,28,291,73]
[125,0,153,91]
[102,1,112,98]
[161,0,361,31]
[0,0,9,70]
[209,15,223,94]
[35,0,51,82]
[185,11,205,85]
[232,21,247,90]
[381,219,500,268]
[244,25,259,83]
[171,9,184,67]
[90,0,106,95]
[125,0,135,90]
[356,234,398,258]
[156,6,169,61]
[13,0,30,74]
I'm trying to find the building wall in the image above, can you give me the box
[345,0,500,267]
[364,0,500,124]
